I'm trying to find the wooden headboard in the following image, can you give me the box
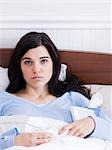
[0,48,112,85]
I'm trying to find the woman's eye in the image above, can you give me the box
[24,61,33,65]
[41,59,48,64]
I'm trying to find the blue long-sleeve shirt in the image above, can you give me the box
[0,91,111,149]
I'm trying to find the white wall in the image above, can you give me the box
[0,0,111,53]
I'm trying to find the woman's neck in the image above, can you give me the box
[15,85,56,104]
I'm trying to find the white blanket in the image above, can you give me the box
[0,115,111,150]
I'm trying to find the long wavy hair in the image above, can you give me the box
[6,32,91,99]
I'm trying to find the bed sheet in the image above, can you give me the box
[0,115,111,150]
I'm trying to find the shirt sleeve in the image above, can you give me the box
[0,128,19,149]
[90,111,112,141]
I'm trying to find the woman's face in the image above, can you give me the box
[20,46,53,89]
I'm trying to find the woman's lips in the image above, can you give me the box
[31,76,44,80]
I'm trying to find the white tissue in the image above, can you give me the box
[25,125,59,138]
[58,64,67,81]
[71,106,95,120]
[88,92,103,108]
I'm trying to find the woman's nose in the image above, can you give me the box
[32,63,41,74]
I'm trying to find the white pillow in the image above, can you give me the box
[85,84,112,119]
[0,66,9,91]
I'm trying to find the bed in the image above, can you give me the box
[0,48,112,150]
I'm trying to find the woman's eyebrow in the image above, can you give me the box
[21,57,31,61]
[40,56,49,59]
[21,56,50,61]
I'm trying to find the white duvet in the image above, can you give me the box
[0,115,111,150]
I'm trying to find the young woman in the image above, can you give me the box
[0,32,111,149]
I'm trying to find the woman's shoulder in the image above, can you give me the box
[61,91,86,101]
[0,91,13,102]
[0,90,7,96]
[64,91,85,97]
[63,91,89,106]
[61,91,83,97]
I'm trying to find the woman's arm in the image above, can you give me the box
[62,92,112,141]
[0,128,52,149]
[90,113,112,141]
[0,128,18,149]
[59,112,111,141]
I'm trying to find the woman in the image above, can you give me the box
[0,32,111,149]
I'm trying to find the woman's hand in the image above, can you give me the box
[15,132,52,146]
[59,117,95,138]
